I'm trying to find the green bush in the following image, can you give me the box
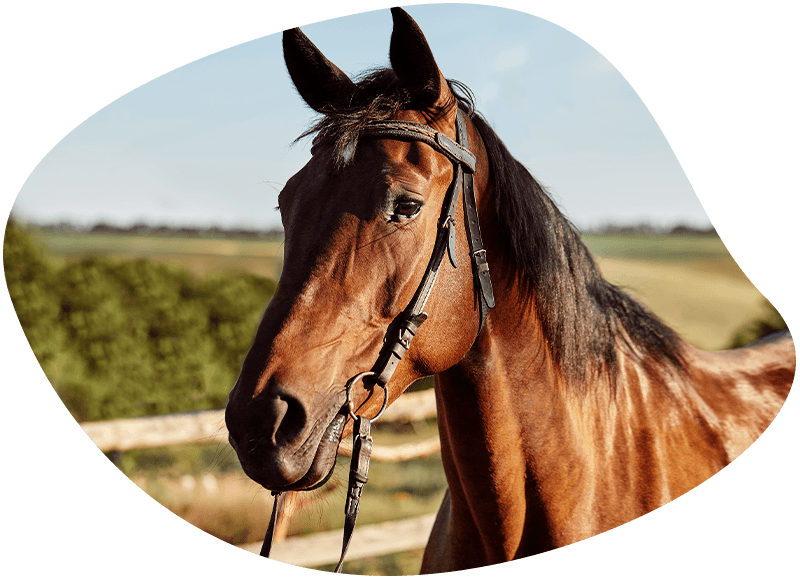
[728,299,788,348]
[4,220,276,421]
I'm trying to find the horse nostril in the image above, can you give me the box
[226,377,311,456]
[273,391,307,447]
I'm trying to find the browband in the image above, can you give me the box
[360,120,477,172]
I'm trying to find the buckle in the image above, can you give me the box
[471,249,489,273]
[398,329,411,350]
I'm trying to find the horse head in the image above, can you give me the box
[225,8,492,492]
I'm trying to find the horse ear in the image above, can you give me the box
[389,7,450,109]
[283,28,355,113]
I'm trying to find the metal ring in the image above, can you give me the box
[344,371,388,422]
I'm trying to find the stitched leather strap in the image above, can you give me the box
[333,416,373,572]
[455,111,495,327]
[360,120,476,172]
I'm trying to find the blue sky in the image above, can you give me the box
[12,4,706,231]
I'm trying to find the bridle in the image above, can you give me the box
[259,107,495,571]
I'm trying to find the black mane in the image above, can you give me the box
[298,70,685,383]
[470,112,685,382]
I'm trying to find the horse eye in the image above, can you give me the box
[394,199,422,219]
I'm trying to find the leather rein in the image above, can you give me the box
[259,108,495,571]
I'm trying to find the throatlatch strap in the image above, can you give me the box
[455,110,495,330]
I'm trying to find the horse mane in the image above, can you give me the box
[297,69,686,385]
[469,112,686,383]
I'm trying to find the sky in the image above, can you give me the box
[11,3,708,231]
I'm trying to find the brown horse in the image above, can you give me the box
[225,8,795,573]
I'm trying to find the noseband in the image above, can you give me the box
[260,108,495,571]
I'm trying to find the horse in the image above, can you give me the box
[225,8,795,573]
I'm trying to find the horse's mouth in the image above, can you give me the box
[232,407,348,493]
[279,409,348,492]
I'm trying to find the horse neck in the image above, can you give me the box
[432,270,726,561]
[433,280,586,559]
[435,279,799,571]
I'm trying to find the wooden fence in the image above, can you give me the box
[242,513,439,567]
[80,389,441,567]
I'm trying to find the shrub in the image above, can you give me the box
[4,220,276,421]
[728,299,788,348]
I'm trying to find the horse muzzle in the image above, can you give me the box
[225,378,347,491]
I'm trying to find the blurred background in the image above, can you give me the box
[3,4,788,575]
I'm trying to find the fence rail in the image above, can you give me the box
[239,513,437,567]
[81,388,438,453]
[79,388,441,568]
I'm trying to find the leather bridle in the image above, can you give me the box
[259,107,495,571]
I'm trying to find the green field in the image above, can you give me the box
[582,234,765,351]
[34,229,765,351]
[35,230,286,281]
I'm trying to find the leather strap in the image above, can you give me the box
[370,109,482,387]
[360,120,476,172]
[455,111,495,328]
[333,415,373,572]
[259,491,285,558]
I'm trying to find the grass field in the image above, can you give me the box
[34,230,286,281]
[28,228,770,574]
[582,234,764,351]
[34,229,765,351]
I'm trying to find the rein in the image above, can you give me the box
[259,108,494,571]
